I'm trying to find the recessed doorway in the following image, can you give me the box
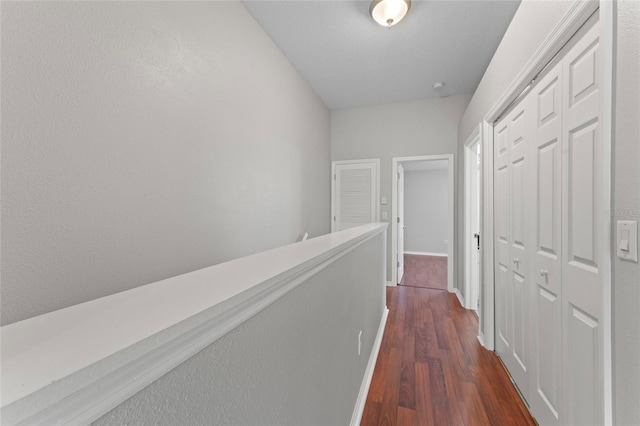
[391,155,454,293]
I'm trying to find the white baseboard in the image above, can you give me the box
[350,307,389,426]
[385,281,396,287]
[477,332,486,348]
[453,288,465,307]
[403,251,448,257]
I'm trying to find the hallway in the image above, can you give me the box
[362,286,535,425]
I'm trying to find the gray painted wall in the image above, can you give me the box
[613,1,640,424]
[457,2,640,423]
[331,94,471,282]
[94,231,387,426]
[0,1,330,325]
[404,169,448,254]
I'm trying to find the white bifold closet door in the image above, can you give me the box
[494,96,531,402]
[495,12,605,426]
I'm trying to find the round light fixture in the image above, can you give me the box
[433,82,445,91]
[370,0,411,28]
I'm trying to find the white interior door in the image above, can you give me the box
[494,96,531,402]
[332,160,379,232]
[470,142,481,312]
[397,164,405,284]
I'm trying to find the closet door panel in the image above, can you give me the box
[536,287,560,418]
[508,103,530,400]
[567,306,599,426]
[567,124,599,274]
[494,100,530,402]
[562,16,603,425]
[530,61,563,426]
[494,120,512,352]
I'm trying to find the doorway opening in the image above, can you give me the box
[391,155,454,293]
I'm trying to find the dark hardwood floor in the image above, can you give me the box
[362,286,536,426]
[400,255,447,290]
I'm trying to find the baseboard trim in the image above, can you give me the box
[350,307,389,426]
[385,281,396,287]
[477,332,486,348]
[403,251,448,257]
[453,288,465,307]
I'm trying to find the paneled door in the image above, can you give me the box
[561,16,604,425]
[331,159,379,232]
[494,96,531,403]
[529,59,563,426]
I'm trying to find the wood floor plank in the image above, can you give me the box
[427,356,452,426]
[439,349,463,404]
[414,362,435,426]
[398,334,415,409]
[460,381,492,426]
[377,347,401,425]
[361,401,381,426]
[362,285,536,426]
[397,406,417,426]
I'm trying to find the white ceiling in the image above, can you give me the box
[242,0,520,110]
[402,159,448,171]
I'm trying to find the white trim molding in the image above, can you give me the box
[484,1,600,123]
[1,223,388,426]
[480,120,494,350]
[391,155,455,292]
[453,288,465,308]
[350,307,389,426]
[599,2,614,422]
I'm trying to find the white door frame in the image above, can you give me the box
[396,163,405,284]
[464,126,482,314]
[479,1,613,422]
[331,159,380,232]
[391,155,455,293]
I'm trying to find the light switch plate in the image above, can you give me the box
[381,196,387,205]
[617,220,638,262]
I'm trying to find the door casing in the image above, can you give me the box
[391,155,455,292]
[397,164,405,283]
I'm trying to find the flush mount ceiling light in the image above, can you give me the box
[370,0,411,28]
